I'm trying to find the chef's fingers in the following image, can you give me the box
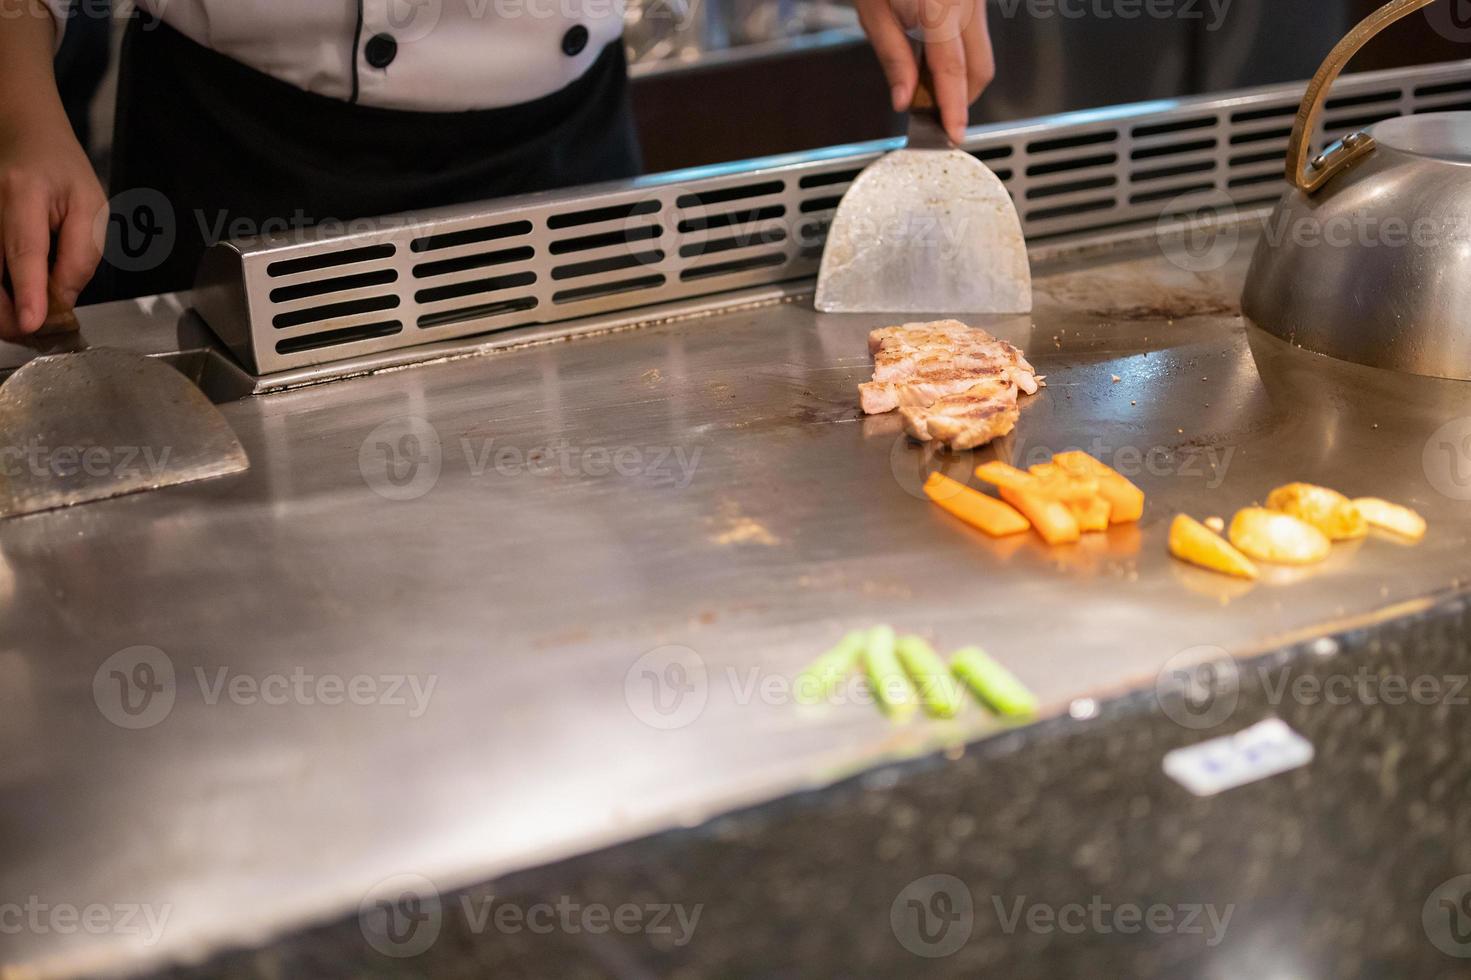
[52,189,106,310]
[859,0,918,111]
[923,31,970,144]
[961,0,996,103]
[0,249,20,343]
[1,192,52,335]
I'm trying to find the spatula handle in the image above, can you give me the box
[39,282,81,336]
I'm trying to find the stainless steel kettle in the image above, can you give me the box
[1242,0,1471,382]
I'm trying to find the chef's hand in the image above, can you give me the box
[856,0,995,145]
[0,5,108,341]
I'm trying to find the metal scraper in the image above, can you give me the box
[815,61,1031,314]
[0,292,248,519]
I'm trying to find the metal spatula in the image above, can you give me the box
[815,60,1032,314]
[0,293,248,519]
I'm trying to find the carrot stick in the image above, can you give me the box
[972,460,1038,494]
[1066,494,1112,532]
[1052,451,1145,524]
[923,472,1030,537]
[999,486,1081,545]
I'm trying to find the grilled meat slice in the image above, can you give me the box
[860,367,995,414]
[868,319,974,355]
[901,379,1022,450]
[860,321,1038,416]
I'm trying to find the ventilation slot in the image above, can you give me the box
[418,299,539,330]
[1027,153,1118,177]
[1415,80,1471,98]
[1415,100,1471,113]
[547,200,660,229]
[410,220,532,253]
[551,251,664,280]
[1133,116,1215,138]
[1229,128,1292,146]
[677,205,785,233]
[1230,149,1285,168]
[1134,160,1216,183]
[799,169,861,189]
[1324,90,1399,111]
[553,275,666,304]
[798,196,844,214]
[1027,199,1115,223]
[275,321,402,355]
[549,225,662,255]
[268,269,398,303]
[1130,183,1214,205]
[1132,139,1217,161]
[1026,176,1117,200]
[680,228,787,258]
[1027,131,1117,154]
[267,244,395,278]
[1231,104,1297,124]
[679,253,786,282]
[676,181,784,209]
[412,245,535,279]
[415,271,537,305]
[272,295,400,329]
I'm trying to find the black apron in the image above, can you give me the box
[92,16,642,304]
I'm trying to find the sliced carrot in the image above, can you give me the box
[1026,461,1111,530]
[1066,494,1112,532]
[923,472,1031,537]
[1052,451,1145,524]
[1026,462,1102,503]
[973,460,1038,494]
[999,486,1081,545]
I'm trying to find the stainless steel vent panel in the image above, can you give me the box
[192,59,1471,375]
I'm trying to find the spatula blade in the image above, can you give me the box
[815,148,1031,314]
[0,348,248,519]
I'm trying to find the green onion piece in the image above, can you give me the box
[863,626,916,720]
[950,647,1038,718]
[896,635,966,719]
[794,630,867,705]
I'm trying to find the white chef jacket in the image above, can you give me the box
[44,0,627,111]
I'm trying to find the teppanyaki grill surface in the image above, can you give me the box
[4,226,1470,976]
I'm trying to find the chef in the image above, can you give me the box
[0,0,995,342]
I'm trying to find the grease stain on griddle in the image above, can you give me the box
[1035,270,1240,321]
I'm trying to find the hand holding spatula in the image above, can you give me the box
[815,48,1031,314]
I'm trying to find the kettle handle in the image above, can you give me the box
[1286,0,1439,193]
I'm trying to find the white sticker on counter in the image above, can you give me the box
[1162,717,1313,797]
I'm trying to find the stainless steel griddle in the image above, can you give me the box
[4,62,1471,978]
